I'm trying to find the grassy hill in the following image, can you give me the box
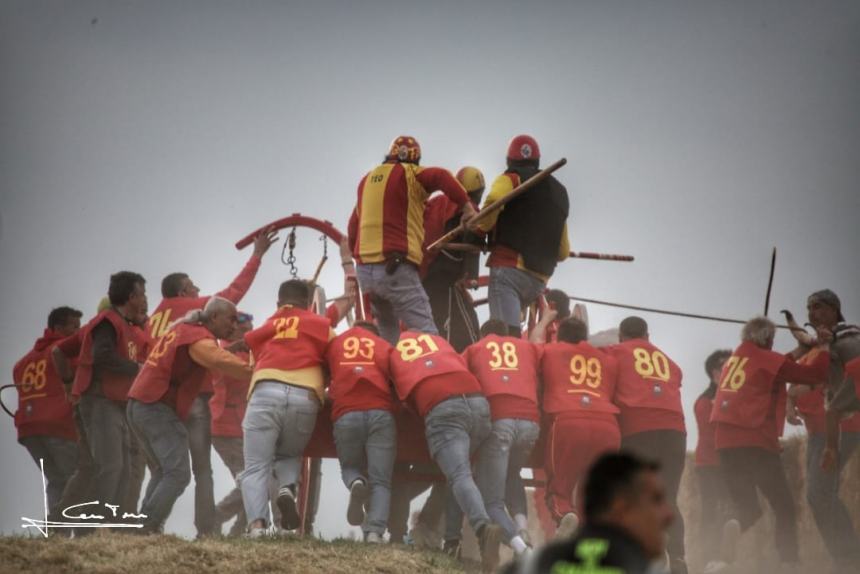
[0,533,468,574]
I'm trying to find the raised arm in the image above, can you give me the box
[216,229,277,303]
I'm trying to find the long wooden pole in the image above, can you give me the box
[441,243,635,262]
[426,157,567,251]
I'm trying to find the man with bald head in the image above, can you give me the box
[127,297,252,534]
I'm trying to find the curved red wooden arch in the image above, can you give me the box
[235,213,345,250]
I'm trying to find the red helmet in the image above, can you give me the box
[506,134,540,162]
[387,135,421,163]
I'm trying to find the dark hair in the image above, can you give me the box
[480,319,509,338]
[161,272,189,298]
[619,316,648,339]
[278,279,311,308]
[584,452,660,522]
[354,320,380,336]
[47,306,83,330]
[108,271,146,306]
[507,158,539,170]
[704,349,732,377]
[545,289,571,319]
[557,317,588,344]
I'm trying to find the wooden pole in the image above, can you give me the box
[426,157,567,251]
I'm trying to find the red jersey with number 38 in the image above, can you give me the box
[463,335,540,421]
[541,341,620,417]
[326,326,394,421]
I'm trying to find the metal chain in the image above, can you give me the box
[281,227,298,278]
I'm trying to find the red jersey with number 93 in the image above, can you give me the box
[327,327,394,419]
[541,341,620,416]
[390,332,473,402]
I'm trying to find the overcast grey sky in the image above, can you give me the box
[1,1,858,539]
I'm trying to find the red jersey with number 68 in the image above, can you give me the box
[326,326,394,421]
[463,335,540,422]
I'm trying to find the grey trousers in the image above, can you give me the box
[78,393,131,517]
[239,382,319,526]
[19,435,78,518]
[488,266,546,332]
[356,262,438,345]
[184,394,215,536]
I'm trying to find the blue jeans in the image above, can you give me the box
[239,381,319,526]
[476,418,540,541]
[78,393,131,516]
[333,409,397,535]
[184,394,215,536]
[806,432,860,563]
[425,395,492,534]
[127,399,192,531]
[19,435,78,518]
[488,266,546,332]
[356,262,438,345]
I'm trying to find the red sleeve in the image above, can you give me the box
[348,208,358,254]
[694,397,711,434]
[55,331,83,357]
[776,351,829,386]
[416,167,468,207]
[325,304,340,328]
[214,254,262,304]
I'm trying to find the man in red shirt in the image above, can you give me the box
[127,297,252,533]
[692,349,732,567]
[461,319,540,556]
[389,330,502,571]
[326,321,395,543]
[12,306,82,520]
[348,136,476,344]
[72,271,149,521]
[210,311,258,536]
[606,316,687,574]
[711,316,830,567]
[240,280,333,536]
[146,230,275,536]
[540,317,621,540]
[786,290,860,570]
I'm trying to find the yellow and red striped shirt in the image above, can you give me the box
[348,162,469,266]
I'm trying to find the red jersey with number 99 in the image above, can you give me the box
[326,326,394,420]
[390,331,477,407]
[541,341,620,417]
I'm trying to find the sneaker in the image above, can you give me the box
[347,479,369,526]
[410,520,442,550]
[443,539,461,559]
[478,524,502,573]
[245,526,269,539]
[365,531,383,544]
[720,519,741,564]
[277,485,301,531]
[517,527,532,547]
[669,556,688,574]
[555,512,579,540]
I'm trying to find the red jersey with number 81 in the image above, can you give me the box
[390,331,479,414]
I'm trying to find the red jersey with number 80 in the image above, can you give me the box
[541,341,620,416]
[326,327,394,420]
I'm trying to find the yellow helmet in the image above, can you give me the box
[456,166,485,193]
